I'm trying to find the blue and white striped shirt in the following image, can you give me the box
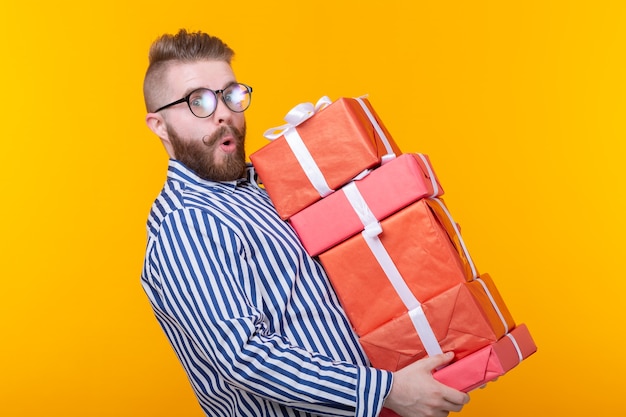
[141,159,392,417]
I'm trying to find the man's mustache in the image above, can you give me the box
[202,125,242,147]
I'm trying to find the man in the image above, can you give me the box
[141,29,470,417]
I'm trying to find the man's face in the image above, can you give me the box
[159,60,248,181]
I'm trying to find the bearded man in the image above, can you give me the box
[141,29,469,417]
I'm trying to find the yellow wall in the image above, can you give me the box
[1,1,623,416]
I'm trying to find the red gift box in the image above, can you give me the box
[318,199,467,336]
[433,323,537,392]
[289,153,444,256]
[250,96,402,219]
[358,280,508,372]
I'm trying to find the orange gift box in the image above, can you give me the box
[250,96,402,220]
[358,279,511,372]
[289,153,444,256]
[318,199,468,336]
[433,323,537,392]
[468,273,515,337]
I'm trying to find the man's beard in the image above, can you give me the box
[168,123,247,182]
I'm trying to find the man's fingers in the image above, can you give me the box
[444,399,467,413]
[423,351,455,371]
[443,388,470,408]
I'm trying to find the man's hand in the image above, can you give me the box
[383,352,470,417]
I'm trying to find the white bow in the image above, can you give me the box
[263,96,332,140]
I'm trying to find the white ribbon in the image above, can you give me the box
[263,95,397,198]
[354,96,397,164]
[475,277,509,334]
[416,153,440,197]
[343,154,438,237]
[506,333,524,362]
[343,182,382,237]
[428,198,478,279]
[263,96,333,140]
[361,230,443,357]
[264,97,334,197]
[284,129,334,197]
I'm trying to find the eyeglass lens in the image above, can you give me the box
[189,84,251,117]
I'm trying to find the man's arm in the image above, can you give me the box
[149,208,392,416]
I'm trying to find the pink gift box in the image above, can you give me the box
[289,153,444,256]
[250,97,402,219]
[433,323,537,392]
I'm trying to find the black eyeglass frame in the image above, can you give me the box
[153,83,253,118]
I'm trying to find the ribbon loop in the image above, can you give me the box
[263,96,332,140]
[343,182,381,236]
[364,222,383,238]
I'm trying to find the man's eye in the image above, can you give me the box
[190,97,203,107]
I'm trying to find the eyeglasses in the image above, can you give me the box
[154,83,253,118]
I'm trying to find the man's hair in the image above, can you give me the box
[143,29,235,112]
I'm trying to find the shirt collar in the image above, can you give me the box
[166,159,256,192]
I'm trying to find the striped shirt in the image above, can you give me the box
[141,159,393,417]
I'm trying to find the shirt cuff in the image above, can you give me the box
[354,366,393,417]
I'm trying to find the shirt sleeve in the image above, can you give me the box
[145,206,393,417]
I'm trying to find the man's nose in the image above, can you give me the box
[213,96,233,124]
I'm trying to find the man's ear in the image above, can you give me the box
[146,113,175,157]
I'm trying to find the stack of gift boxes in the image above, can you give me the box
[250,96,537,398]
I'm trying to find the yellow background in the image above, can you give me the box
[1,1,623,416]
